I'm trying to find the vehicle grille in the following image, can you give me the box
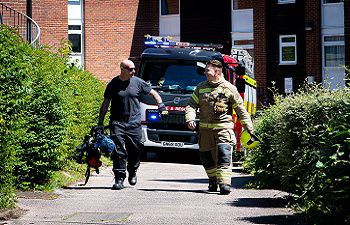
[161,113,186,124]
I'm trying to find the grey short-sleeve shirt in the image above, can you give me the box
[104,76,152,124]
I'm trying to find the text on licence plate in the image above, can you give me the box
[161,141,184,148]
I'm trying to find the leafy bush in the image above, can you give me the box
[244,84,350,224]
[0,26,104,208]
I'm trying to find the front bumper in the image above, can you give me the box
[141,125,199,150]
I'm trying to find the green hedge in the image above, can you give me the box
[244,85,350,224]
[0,27,104,208]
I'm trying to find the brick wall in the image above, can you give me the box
[1,0,27,14]
[32,0,67,48]
[305,0,322,83]
[84,0,159,82]
[253,1,267,106]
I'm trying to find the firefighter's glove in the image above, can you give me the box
[214,101,228,114]
[93,125,104,136]
[248,132,261,144]
[158,103,169,117]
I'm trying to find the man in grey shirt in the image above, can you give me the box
[98,59,167,190]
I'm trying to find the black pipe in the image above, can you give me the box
[26,0,32,42]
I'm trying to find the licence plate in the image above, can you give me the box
[161,141,184,148]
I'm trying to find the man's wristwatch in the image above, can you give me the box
[158,103,168,116]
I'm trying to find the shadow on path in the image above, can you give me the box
[149,178,207,184]
[239,215,306,225]
[138,188,207,194]
[231,175,254,189]
[229,197,288,208]
[62,186,112,190]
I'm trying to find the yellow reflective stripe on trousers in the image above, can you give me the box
[191,92,199,104]
[206,168,217,178]
[199,122,233,129]
[199,88,212,94]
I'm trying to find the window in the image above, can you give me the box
[68,34,81,53]
[140,60,206,91]
[324,36,344,42]
[68,0,80,5]
[323,0,343,4]
[279,35,297,65]
[68,25,82,53]
[161,0,179,15]
[324,35,345,67]
[278,0,296,4]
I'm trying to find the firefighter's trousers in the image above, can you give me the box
[198,127,235,185]
[109,120,142,179]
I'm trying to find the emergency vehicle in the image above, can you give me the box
[138,35,257,155]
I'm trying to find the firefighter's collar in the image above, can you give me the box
[207,75,225,87]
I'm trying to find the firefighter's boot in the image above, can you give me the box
[219,184,231,195]
[128,172,137,186]
[208,179,218,192]
[112,177,125,190]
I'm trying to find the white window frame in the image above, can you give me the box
[279,35,297,65]
[278,0,296,4]
[323,35,345,68]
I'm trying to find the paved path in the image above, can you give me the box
[4,162,303,225]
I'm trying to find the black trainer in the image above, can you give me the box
[208,179,218,192]
[128,173,137,186]
[112,178,124,190]
[219,184,231,195]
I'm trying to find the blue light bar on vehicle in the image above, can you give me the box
[144,34,223,50]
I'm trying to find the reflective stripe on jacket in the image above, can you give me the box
[185,78,254,133]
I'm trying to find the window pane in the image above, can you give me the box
[282,46,295,61]
[68,25,81,30]
[324,36,344,42]
[278,0,296,4]
[281,37,295,43]
[161,0,179,15]
[68,0,80,5]
[323,0,343,3]
[141,60,206,89]
[68,34,81,53]
[325,45,345,67]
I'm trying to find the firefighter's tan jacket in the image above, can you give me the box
[185,77,254,133]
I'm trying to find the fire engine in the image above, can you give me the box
[137,35,256,156]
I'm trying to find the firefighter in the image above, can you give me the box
[98,59,167,190]
[185,59,254,195]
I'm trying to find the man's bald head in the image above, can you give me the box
[119,59,136,81]
[120,59,134,69]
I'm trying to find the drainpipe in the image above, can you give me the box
[26,0,32,42]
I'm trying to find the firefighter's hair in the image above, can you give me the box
[206,59,223,69]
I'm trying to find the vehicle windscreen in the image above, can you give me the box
[139,59,206,92]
